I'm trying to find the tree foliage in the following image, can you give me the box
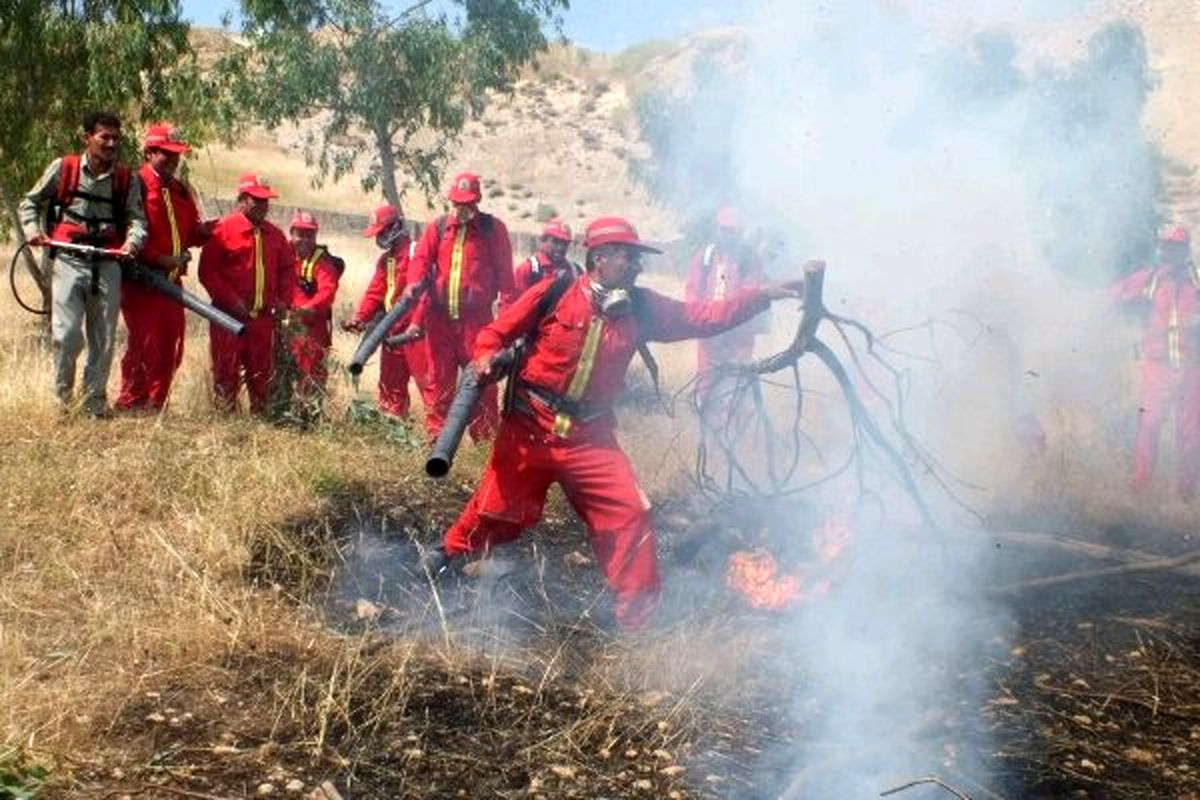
[224,0,568,207]
[0,0,234,296]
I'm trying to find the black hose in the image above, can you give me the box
[8,241,48,315]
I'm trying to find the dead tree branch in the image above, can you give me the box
[692,260,949,527]
[880,776,975,799]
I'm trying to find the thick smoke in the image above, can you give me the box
[633,1,1166,795]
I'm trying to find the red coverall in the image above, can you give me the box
[442,276,771,630]
[198,213,295,413]
[512,252,579,296]
[348,237,428,418]
[1113,264,1200,494]
[409,213,515,439]
[684,243,765,417]
[290,246,341,399]
[116,164,204,410]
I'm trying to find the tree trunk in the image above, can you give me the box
[373,125,401,209]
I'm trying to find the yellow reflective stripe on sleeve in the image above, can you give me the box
[553,316,605,438]
[162,188,181,256]
[384,257,397,311]
[252,229,265,315]
[448,225,467,320]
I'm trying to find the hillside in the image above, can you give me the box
[191,0,1199,242]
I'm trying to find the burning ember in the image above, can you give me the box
[725,515,852,611]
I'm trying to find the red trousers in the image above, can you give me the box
[1133,360,1200,495]
[291,319,331,401]
[443,414,661,631]
[116,281,185,410]
[210,316,275,413]
[379,339,428,418]
[420,310,499,440]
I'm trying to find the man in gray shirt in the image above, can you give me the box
[20,111,147,417]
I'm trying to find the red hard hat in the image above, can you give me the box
[236,173,278,200]
[289,210,319,232]
[447,171,482,204]
[715,206,741,229]
[1160,225,1191,245]
[584,216,662,253]
[541,218,572,242]
[362,203,402,237]
[143,122,190,154]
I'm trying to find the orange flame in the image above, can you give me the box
[725,514,852,611]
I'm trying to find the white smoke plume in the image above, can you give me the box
[631,0,1166,795]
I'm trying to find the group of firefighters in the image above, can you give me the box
[16,111,1199,630]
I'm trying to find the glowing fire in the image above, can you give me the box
[725,515,852,611]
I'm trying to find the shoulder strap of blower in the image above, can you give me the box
[52,154,131,231]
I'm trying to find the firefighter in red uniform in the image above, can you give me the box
[422,216,805,631]
[684,207,765,420]
[406,172,515,440]
[343,203,427,419]
[198,174,296,413]
[288,210,342,410]
[1113,225,1200,496]
[513,218,580,295]
[116,123,213,412]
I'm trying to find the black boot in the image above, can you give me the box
[419,546,456,580]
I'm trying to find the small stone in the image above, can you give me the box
[1072,714,1092,726]
[306,782,344,800]
[564,551,591,568]
[625,749,639,759]
[550,765,577,779]
[653,749,672,762]
[661,766,685,777]
[633,779,653,791]
[144,712,166,724]
[403,749,424,760]
[1079,759,1100,772]
[285,779,305,793]
[257,783,276,796]
[355,599,382,622]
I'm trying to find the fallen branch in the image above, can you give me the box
[984,529,1200,579]
[991,549,1200,595]
[880,776,974,799]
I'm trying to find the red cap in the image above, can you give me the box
[143,122,190,154]
[236,173,278,200]
[584,216,662,253]
[715,206,741,229]
[1161,225,1191,245]
[541,218,572,242]
[447,171,482,204]
[289,210,319,232]
[362,203,402,237]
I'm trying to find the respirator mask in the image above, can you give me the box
[377,222,405,251]
[590,282,632,317]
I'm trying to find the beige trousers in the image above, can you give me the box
[51,255,121,412]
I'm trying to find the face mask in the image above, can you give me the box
[377,223,405,251]
[591,281,632,316]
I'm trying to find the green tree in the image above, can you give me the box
[225,0,568,208]
[0,0,233,306]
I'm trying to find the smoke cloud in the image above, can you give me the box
[632,0,1167,795]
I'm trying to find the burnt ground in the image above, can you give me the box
[49,490,1200,800]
